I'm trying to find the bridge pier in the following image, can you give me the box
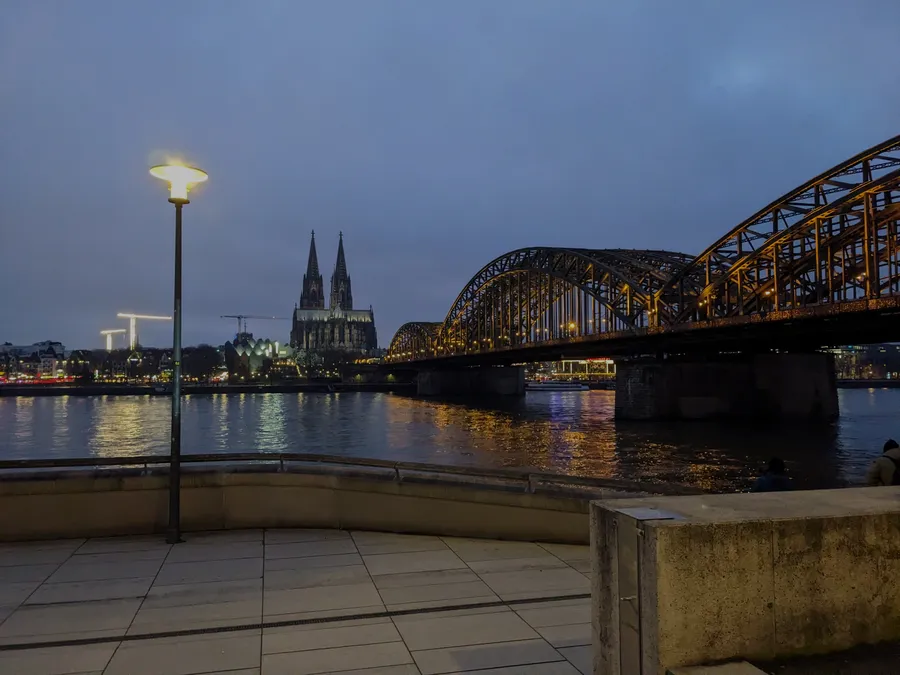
[417,366,525,397]
[615,352,838,421]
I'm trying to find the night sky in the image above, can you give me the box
[2,1,898,350]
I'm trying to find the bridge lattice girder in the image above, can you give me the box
[658,134,900,324]
[386,322,441,360]
[387,134,900,362]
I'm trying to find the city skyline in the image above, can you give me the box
[2,1,899,348]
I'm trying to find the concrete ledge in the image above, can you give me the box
[0,459,689,543]
[591,488,900,674]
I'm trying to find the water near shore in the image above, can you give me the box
[0,389,895,492]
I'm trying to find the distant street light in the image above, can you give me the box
[150,162,208,544]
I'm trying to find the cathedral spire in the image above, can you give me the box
[300,230,324,309]
[330,232,353,310]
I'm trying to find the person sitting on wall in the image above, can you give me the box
[866,439,900,486]
[750,457,792,492]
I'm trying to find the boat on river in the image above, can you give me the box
[525,380,589,391]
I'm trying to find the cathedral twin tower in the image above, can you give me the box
[290,232,378,355]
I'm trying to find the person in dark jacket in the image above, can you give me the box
[750,457,793,492]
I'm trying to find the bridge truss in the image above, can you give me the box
[388,134,900,362]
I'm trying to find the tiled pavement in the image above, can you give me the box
[0,529,593,674]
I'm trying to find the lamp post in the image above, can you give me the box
[150,163,208,544]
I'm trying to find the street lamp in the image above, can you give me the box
[150,162,208,544]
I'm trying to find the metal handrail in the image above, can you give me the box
[0,451,703,495]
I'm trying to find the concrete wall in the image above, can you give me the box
[0,464,659,543]
[417,366,525,397]
[591,488,900,675]
[614,353,838,420]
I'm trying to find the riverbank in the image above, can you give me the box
[835,378,900,388]
[0,381,416,397]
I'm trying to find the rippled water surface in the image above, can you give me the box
[1,389,897,491]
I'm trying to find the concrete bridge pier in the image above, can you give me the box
[614,352,838,421]
[417,366,525,397]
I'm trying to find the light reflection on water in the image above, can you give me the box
[0,389,895,492]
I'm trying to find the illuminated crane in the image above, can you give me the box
[99,329,127,351]
[117,313,172,350]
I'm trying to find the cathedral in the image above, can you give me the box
[290,232,378,356]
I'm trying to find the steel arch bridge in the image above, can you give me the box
[387,134,900,365]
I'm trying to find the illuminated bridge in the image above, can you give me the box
[386,134,900,420]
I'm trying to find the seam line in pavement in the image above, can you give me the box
[0,592,590,652]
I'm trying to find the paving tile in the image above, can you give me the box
[536,623,591,648]
[165,541,262,563]
[264,528,351,544]
[155,557,263,585]
[412,637,562,674]
[144,578,262,609]
[104,629,261,675]
[0,563,59,583]
[0,581,40,605]
[0,597,141,643]
[476,568,590,600]
[265,552,363,573]
[396,605,512,621]
[0,546,76,567]
[47,558,163,583]
[293,667,419,675]
[569,560,591,574]
[26,576,154,605]
[456,663,581,674]
[352,531,449,555]
[0,642,118,674]
[265,563,370,591]
[129,597,262,635]
[69,548,171,564]
[363,550,467,576]
[263,617,399,654]
[0,539,83,552]
[394,609,540,650]
[558,644,591,675]
[372,568,479,590]
[76,536,170,555]
[265,539,358,559]
[379,580,498,608]
[180,529,263,545]
[515,599,591,628]
[537,543,590,563]
[262,641,412,675]
[263,581,383,617]
[442,538,549,562]
[466,556,569,574]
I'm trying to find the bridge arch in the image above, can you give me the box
[386,322,441,361]
[657,134,900,324]
[386,134,900,362]
[433,247,693,358]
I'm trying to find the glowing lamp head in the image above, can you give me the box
[150,164,208,202]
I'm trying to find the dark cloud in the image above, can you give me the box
[1,0,898,348]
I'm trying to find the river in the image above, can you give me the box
[0,389,896,492]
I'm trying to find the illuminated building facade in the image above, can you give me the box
[290,232,378,356]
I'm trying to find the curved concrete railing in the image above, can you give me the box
[0,453,701,543]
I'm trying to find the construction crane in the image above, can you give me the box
[221,314,289,336]
[100,329,127,351]
[117,313,172,350]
